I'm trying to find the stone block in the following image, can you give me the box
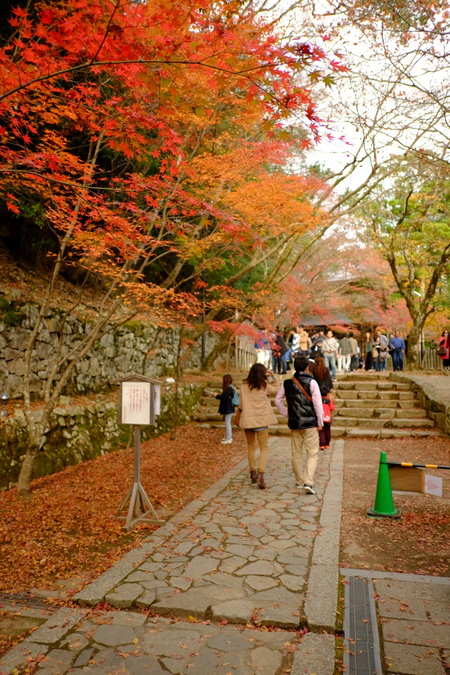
[291,632,336,675]
[391,418,434,428]
[251,646,283,675]
[255,604,300,628]
[395,408,427,418]
[183,556,218,579]
[384,642,445,674]
[92,624,137,647]
[235,560,282,577]
[152,586,244,619]
[304,564,338,632]
[245,576,278,591]
[3,347,21,361]
[210,599,254,624]
[105,582,144,608]
[27,607,83,645]
[382,618,450,647]
[8,359,25,376]
[0,641,48,675]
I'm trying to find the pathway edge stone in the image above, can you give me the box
[291,632,336,675]
[304,439,343,632]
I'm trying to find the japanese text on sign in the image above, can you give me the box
[121,382,151,425]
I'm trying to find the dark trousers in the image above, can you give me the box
[350,355,359,371]
[392,348,403,371]
[365,352,373,370]
[319,423,331,447]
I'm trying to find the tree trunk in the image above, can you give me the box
[202,331,231,372]
[406,322,424,370]
[16,449,37,497]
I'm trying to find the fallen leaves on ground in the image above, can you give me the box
[340,437,450,576]
[0,425,245,594]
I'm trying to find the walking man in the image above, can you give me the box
[389,330,406,371]
[348,332,359,372]
[275,355,324,494]
[339,333,352,372]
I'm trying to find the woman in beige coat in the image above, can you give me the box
[238,363,280,489]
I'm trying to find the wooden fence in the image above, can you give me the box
[421,348,444,370]
[235,333,257,372]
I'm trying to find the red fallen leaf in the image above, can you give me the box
[0,425,244,596]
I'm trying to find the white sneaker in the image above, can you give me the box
[221,438,232,444]
[303,484,316,494]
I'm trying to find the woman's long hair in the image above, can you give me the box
[311,356,328,382]
[244,363,267,390]
[222,374,233,393]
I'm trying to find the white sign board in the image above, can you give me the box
[424,474,443,497]
[153,384,161,416]
[121,381,151,425]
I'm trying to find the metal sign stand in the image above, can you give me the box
[115,374,165,532]
[116,425,164,531]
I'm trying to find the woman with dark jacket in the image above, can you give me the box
[215,374,235,444]
[310,356,333,450]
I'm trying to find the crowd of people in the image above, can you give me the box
[213,324,414,493]
[254,326,408,376]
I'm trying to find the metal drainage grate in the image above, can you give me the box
[344,576,383,675]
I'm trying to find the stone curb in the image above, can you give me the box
[291,632,336,675]
[73,454,251,605]
[304,439,343,633]
[0,607,85,675]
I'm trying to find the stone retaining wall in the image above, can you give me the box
[0,383,204,490]
[0,299,216,399]
[390,373,450,436]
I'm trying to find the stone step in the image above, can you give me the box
[335,399,420,410]
[330,427,443,439]
[334,416,434,428]
[335,408,428,419]
[335,390,416,401]
[193,412,289,424]
[193,422,442,438]
[335,382,411,391]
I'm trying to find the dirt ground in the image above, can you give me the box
[340,437,450,576]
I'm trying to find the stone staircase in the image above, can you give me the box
[192,372,442,439]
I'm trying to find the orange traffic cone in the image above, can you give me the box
[367,451,402,519]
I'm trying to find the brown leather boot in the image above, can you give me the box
[257,472,266,489]
[250,470,258,484]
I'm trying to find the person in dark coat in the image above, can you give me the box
[275,355,324,494]
[272,327,289,374]
[215,374,235,444]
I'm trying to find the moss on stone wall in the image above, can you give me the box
[0,384,204,490]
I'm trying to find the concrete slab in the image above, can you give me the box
[384,642,446,674]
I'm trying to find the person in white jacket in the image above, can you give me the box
[321,330,339,379]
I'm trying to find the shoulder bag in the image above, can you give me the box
[234,408,242,427]
[292,376,312,401]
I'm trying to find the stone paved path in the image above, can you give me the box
[0,437,342,675]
